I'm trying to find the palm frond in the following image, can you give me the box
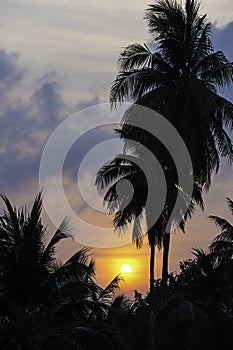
[62,247,92,270]
[118,43,154,71]
[0,194,22,246]
[97,275,123,304]
[95,156,139,190]
[23,192,43,239]
[42,217,73,268]
[108,294,131,314]
[226,197,233,215]
[210,240,233,254]
[132,215,144,248]
[197,51,233,87]
[209,216,233,235]
[192,183,204,210]
[192,247,208,259]
[189,22,212,70]
[109,68,167,107]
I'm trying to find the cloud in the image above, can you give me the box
[0,13,233,250]
[30,73,68,124]
[2,0,232,109]
[72,94,100,113]
[213,22,233,60]
[0,49,25,104]
[0,49,23,83]
[0,48,104,199]
[0,0,149,105]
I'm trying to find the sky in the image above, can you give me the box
[0,0,233,296]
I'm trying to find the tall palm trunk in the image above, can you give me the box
[148,228,156,350]
[161,232,171,295]
[149,239,155,295]
[161,171,175,295]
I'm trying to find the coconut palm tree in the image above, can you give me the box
[96,155,203,295]
[0,193,122,350]
[209,197,233,242]
[106,0,233,288]
[209,198,233,259]
[96,154,205,350]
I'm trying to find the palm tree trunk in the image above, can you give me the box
[161,181,173,297]
[161,232,171,296]
[149,232,156,350]
[149,240,155,294]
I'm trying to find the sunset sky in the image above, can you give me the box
[1,0,233,297]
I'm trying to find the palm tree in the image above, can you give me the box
[209,197,233,259]
[0,193,122,350]
[96,155,203,295]
[106,0,233,288]
[96,154,204,350]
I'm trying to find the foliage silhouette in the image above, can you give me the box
[97,0,233,298]
[0,193,233,349]
[135,201,233,349]
[0,193,123,350]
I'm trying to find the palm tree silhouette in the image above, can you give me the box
[102,0,233,290]
[0,193,122,350]
[96,154,203,295]
[209,197,233,259]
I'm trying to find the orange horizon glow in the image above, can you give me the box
[52,167,232,298]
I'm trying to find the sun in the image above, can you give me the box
[120,264,133,273]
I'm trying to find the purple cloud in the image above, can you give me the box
[0,49,103,199]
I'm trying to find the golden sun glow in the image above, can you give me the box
[120,263,133,273]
